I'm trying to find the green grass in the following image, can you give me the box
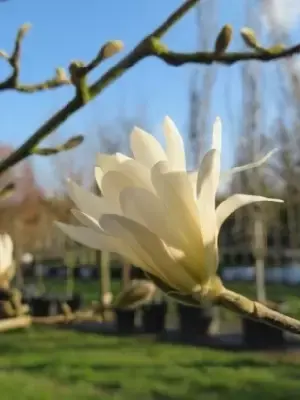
[1,327,300,399]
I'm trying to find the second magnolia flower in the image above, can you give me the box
[56,117,283,303]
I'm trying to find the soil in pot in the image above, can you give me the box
[141,303,167,334]
[177,304,213,343]
[115,308,136,335]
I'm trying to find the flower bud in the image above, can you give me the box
[214,24,233,54]
[101,40,124,60]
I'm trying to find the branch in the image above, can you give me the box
[218,288,300,335]
[0,0,299,175]
[0,23,70,92]
[150,42,300,66]
[0,0,200,175]
[0,316,31,332]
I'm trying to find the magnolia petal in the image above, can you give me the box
[163,116,186,171]
[151,165,203,247]
[94,167,104,193]
[216,194,284,232]
[196,149,220,275]
[221,149,278,181]
[71,209,101,232]
[196,150,220,241]
[211,117,222,152]
[95,153,130,192]
[100,214,195,292]
[146,272,200,307]
[130,127,167,168]
[0,234,13,275]
[119,186,185,248]
[197,149,220,199]
[96,153,129,171]
[151,165,212,283]
[55,222,142,266]
[67,179,119,219]
[101,168,152,208]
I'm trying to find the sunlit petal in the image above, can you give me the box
[216,194,283,232]
[163,116,186,171]
[130,127,167,168]
[55,222,141,266]
[221,149,278,181]
[211,116,222,152]
[67,179,119,219]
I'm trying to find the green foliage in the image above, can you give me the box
[0,327,300,399]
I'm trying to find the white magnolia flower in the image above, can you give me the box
[0,233,14,281]
[56,117,282,304]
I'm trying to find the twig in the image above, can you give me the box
[0,0,299,175]
[0,24,70,92]
[218,288,300,335]
[0,0,200,174]
[150,44,300,66]
[0,316,31,332]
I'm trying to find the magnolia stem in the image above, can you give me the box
[218,288,300,335]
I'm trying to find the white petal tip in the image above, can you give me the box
[164,115,172,124]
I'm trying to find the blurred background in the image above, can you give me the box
[1,0,300,399]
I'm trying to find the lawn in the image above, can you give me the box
[1,327,300,399]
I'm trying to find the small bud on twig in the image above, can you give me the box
[55,67,70,83]
[214,24,233,54]
[0,50,9,59]
[240,27,260,50]
[18,23,32,40]
[100,40,124,60]
[113,280,156,310]
[61,135,84,151]
[32,134,84,156]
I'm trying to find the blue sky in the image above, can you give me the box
[0,0,299,192]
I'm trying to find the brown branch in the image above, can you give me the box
[0,0,201,175]
[218,288,300,335]
[0,23,70,92]
[150,42,300,66]
[0,0,299,175]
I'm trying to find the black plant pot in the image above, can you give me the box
[141,303,167,334]
[177,304,213,343]
[242,317,285,349]
[115,308,136,335]
[242,300,286,349]
[30,296,58,317]
[56,293,82,313]
[67,293,82,312]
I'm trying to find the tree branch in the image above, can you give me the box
[0,0,200,175]
[0,23,70,92]
[0,0,299,175]
[218,288,300,335]
[150,43,300,66]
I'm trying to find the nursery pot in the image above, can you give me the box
[115,308,136,335]
[177,304,213,342]
[56,293,82,313]
[30,295,58,317]
[66,293,82,312]
[242,301,285,349]
[141,302,167,334]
